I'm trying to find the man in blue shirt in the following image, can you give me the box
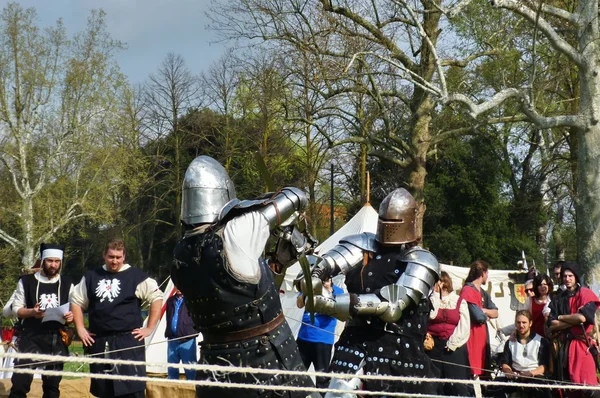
[165,288,198,380]
[296,277,344,395]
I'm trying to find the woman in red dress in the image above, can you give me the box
[459,260,499,377]
[529,274,552,337]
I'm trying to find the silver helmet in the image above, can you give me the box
[180,156,236,225]
[376,188,417,245]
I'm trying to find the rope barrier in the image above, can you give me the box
[3,350,600,395]
[12,332,200,369]
[0,363,461,397]
[6,325,587,392]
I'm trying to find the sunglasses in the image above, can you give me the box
[525,288,533,293]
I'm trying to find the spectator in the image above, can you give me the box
[525,280,535,298]
[459,260,499,377]
[71,238,163,398]
[503,274,553,338]
[547,262,600,398]
[427,271,472,396]
[551,261,565,293]
[500,310,550,398]
[9,244,74,398]
[165,288,198,380]
[531,275,553,337]
[296,276,343,395]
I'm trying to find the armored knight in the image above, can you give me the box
[305,188,441,397]
[172,156,319,398]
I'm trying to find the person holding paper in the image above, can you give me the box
[9,243,74,398]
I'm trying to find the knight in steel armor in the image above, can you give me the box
[303,188,441,397]
[172,155,319,398]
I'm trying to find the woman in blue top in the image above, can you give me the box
[296,277,344,395]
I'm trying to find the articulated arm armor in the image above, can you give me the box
[257,187,308,229]
[311,247,440,323]
[262,188,316,272]
[313,232,378,279]
[217,188,313,273]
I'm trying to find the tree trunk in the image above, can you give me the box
[575,0,600,279]
[408,0,440,242]
[408,105,431,241]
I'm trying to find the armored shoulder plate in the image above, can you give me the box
[400,246,440,278]
[378,246,440,308]
[216,188,308,231]
[218,197,272,224]
[339,232,378,253]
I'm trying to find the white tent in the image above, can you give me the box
[280,203,379,339]
[144,279,203,375]
[144,279,176,374]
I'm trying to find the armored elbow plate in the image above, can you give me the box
[319,233,377,276]
[259,187,308,229]
[379,284,409,322]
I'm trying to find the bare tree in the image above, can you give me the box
[200,52,243,171]
[143,53,201,238]
[208,0,500,238]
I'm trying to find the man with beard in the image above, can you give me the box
[9,244,74,398]
[547,262,600,398]
[500,310,550,398]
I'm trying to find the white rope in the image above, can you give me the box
[4,350,600,394]
[0,364,456,397]
[12,332,200,369]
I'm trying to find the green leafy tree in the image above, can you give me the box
[0,4,131,269]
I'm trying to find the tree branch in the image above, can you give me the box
[444,89,584,129]
[441,49,500,67]
[320,0,418,72]
[491,0,585,68]
[0,226,20,248]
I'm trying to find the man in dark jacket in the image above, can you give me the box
[165,288,198,380]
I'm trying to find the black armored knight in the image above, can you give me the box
[303,188,441,397]
[172,155,319,398]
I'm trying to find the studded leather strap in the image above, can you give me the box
[202,312,285,344]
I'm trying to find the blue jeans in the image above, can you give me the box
[167,338,197,380]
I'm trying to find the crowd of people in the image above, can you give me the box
[2,154,600,398]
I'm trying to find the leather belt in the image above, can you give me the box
[202,312,285,344]
[347,318,424,340]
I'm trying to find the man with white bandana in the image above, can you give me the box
[9,243,74,398]
[71,238,163,398]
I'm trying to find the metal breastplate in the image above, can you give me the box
[172,229,281,334]
[345,249,430,337]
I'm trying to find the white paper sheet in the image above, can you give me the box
[41,302,70,324]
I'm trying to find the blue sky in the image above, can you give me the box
[5,0,228,84]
